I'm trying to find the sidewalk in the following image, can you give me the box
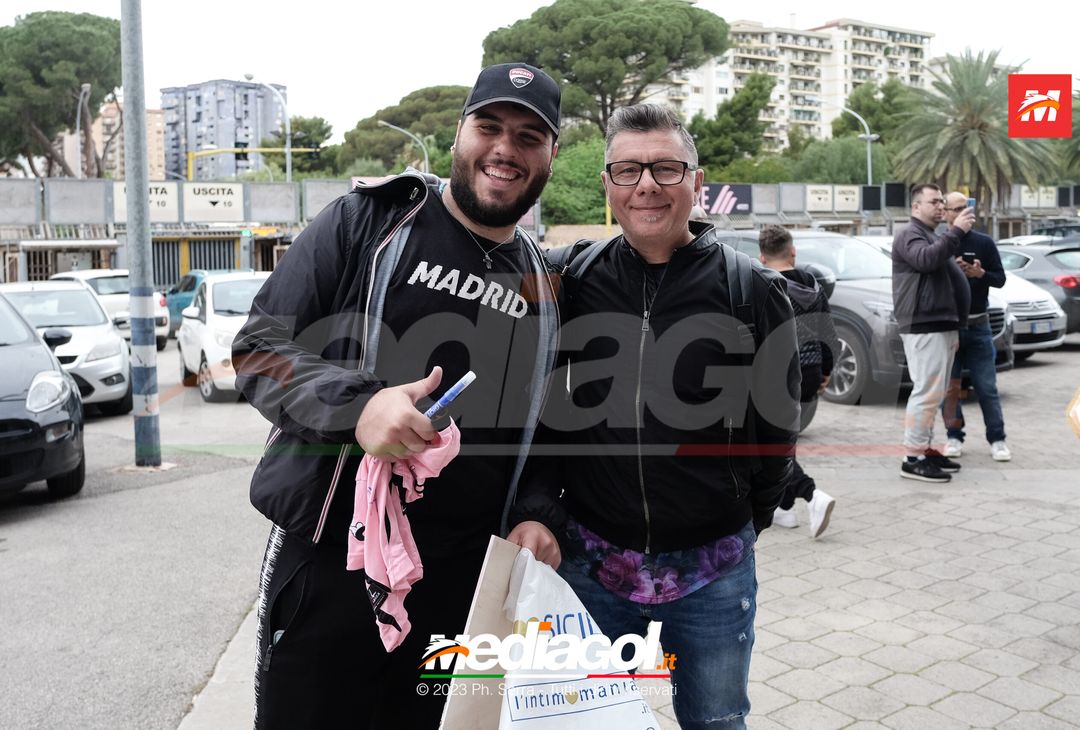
[179,359,1080,728]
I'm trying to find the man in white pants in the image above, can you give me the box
[891,184,975,483]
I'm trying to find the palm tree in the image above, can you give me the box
[891,49,1056,210]
[1062,95,1080,180]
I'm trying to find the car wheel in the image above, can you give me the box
[822,325,870,406]
[47,445,85,498]
[156,335,167,351]
[1014,351,1033,363]
[799,397,818,432]
[99,375,134,416]
[179,345,196,386]
[199,354,229,403]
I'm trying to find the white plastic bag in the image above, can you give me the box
[497,549,661,729]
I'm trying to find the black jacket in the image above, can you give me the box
[232,172,559,544]
[511,224,800,552]
[892,218,971,334]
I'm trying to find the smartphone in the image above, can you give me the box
[962,252,977,264]
[966,197,976,209]
[422,370,476,420]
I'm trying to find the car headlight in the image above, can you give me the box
[27,371,71,413]
[86,337,123,362]
[863,301,897,324]
[214,329,236,348]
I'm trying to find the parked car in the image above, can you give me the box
[166,269,247,337]
[998,244,1080,336]
[998,235,1055,247]
[716,230,1012,405]
[50,269,170,351]
[178,271,270,402]
[0,292,85,498]
[1031,223,1080,240]
[0,280,133,415]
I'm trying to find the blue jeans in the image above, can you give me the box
[942,322,1006,444]
[557,525,758,729]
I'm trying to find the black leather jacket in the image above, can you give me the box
[512,223,800,552]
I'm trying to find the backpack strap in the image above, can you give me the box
[719,241,758,347]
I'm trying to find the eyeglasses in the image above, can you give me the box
[944,206,968,212]
[605,160,694,186]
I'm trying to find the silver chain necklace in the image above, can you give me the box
[463,227,517,270]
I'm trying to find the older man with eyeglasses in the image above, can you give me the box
[507,103,801,729]
[892,183,975,483]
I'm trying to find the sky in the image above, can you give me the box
[6,1,1077,144]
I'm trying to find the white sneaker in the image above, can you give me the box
[808,490,836,539]
[943,438,963,458]
[773,507,798,528]
[991,441,1012,462]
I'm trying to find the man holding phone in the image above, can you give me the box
[892,184,975,482]
[233,63,562,728]
[940,191,1010,461]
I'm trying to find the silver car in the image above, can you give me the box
[0,280,132,415]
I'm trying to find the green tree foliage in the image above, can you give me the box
[338,85,469,171]
[689,73,775,171]
[714,156,794,183]
[830,78,911,144]
[784,127,813,159]
[259,115,336,175]
[789,136,892,184]
[483,0,728,132]
[0,12,121,177]
[891,50,1056,206]
[541,136,606,224]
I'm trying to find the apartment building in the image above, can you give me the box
[654,17,933,151]
[810,18,934,122]
[161,79,287,181]
[86,103,167,180]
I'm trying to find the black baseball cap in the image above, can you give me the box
[463,63,561,139]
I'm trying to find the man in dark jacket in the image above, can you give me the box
[939,191,1011,461]
[507,104,800,730]
[232,63,561,729]
[892,183,975,483]
[758,224,839,538]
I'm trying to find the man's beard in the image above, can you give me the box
[449,157,550,228]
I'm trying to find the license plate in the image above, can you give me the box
[1030,321,1052,334]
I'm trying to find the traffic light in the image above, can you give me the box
[235,141,248,161]
[306,146,320,161]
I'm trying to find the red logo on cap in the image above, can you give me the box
[509,68,534,89]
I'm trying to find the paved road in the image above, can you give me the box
[4,336,1079,729]
[0,339,270,730]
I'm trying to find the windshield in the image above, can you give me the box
[0,295,34,345]
[86,275,130,295]
[5,289,108,328]
[212,279,263,315]
[794,236,892,280]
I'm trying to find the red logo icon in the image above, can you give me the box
[1008,74,1072,138]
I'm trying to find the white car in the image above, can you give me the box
[1000,271,1067,359]
[50,269,170,351]
[0,280,132,415]
[178,271,270,402]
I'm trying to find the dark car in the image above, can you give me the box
[717,230,1012,405]
[0,293,85,499]
[998,244,1080,334]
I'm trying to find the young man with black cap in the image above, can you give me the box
[233,62,561,729]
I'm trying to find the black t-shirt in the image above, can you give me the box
[325,193,541,554]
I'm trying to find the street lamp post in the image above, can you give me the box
[377,120,429,173]
[841,106,880,186]
[74,82,91,178]
[244,74,291,182]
